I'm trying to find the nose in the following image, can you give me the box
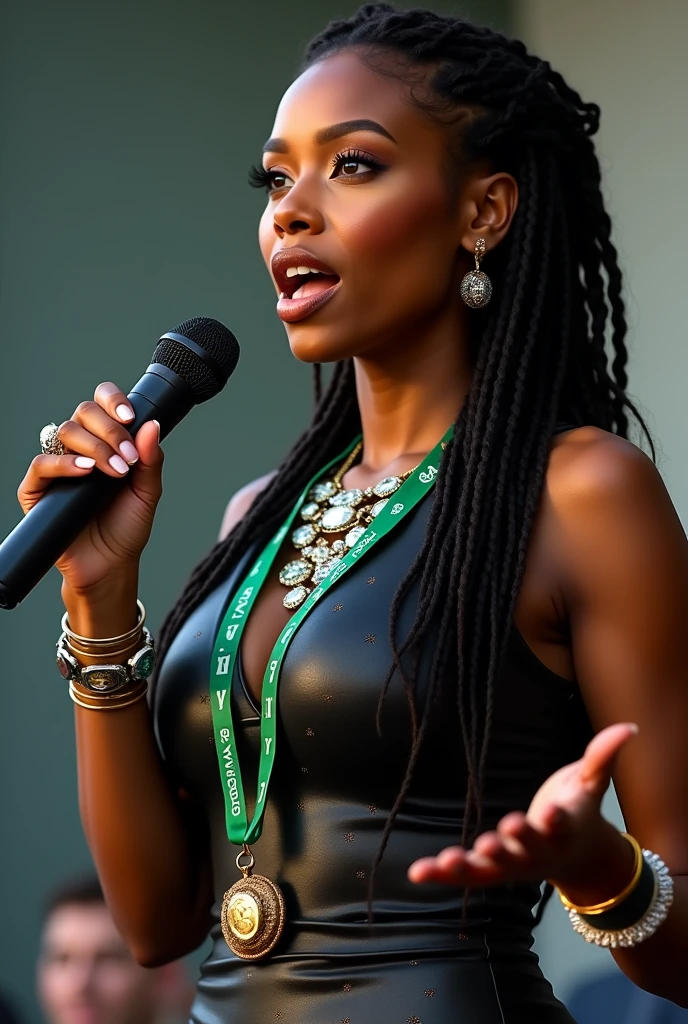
[272,183,325,238]
[65,959,97,997]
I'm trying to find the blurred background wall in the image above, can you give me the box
[0,2,511,1022]
[1,1,686,1022]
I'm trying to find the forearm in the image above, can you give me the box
[609,876,688,1006]
[550,821,688,1006]
[74,699,213,965]
[65,578,213,965]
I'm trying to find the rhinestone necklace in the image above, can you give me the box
[278,442,418,609]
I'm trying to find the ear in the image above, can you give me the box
[458,171,519,256]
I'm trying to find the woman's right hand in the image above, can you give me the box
[17,382,164,596]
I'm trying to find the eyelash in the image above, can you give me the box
[330,147,385,175]
[248,148,387,193]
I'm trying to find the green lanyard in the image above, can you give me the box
[210,428,452,848]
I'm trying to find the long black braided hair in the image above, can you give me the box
[154,4,651,925]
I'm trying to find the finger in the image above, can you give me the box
[408,847,468,884]
[498,811,566,860]
[59,417,134,477]
[473,829,530,867]
[463,846,521,879]
[17,454,96,513]
[579,722,639,792]
[127,421,164,508]
[93,382,135,425]
[131,419,162,467]
[412,845,505,884]
[409,846,518,887]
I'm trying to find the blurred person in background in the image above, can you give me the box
[18,2,688,1021]
[37,876,193,1024]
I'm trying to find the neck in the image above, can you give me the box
[352,320,471,474]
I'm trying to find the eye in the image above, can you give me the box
[43,952,70,967]
[95,951,132,967]
[248,164,294,194]
[330,148,387,181]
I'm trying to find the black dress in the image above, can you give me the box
[154,487,592,1023]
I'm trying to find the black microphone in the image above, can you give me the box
[0,316,240,609]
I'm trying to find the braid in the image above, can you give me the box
[154,3,652,931]
[312,363,323,406]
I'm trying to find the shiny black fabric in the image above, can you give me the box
[154,489,591,1022]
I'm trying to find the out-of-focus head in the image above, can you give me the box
[37,876,192,1024]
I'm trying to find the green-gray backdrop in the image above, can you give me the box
[0,1,511,1020]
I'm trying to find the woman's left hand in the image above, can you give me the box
[408,722,638,890]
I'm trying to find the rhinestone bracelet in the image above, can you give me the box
[566,849,674,947]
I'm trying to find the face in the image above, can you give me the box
[37,904,159,1024]
[257,50,471,364]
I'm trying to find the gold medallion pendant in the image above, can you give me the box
[221,846,286,960]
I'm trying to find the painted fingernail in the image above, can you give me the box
[119,440,139,464]
[153,419,161,439]
[75,456,96,469]
[108,454,129,474]
[116,404,134,422]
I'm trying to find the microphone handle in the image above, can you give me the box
[0,365,194,609]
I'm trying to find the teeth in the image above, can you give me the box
[285,265,322,278]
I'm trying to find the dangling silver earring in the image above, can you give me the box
[460,238,493,308]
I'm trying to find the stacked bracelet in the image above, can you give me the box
[56,600,156,709]
[61,599,146,649]
[69,679,149,711]
[558,833,674,947]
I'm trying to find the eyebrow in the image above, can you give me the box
[262,119,397,154]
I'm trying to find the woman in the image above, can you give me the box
[19,5,688,1021]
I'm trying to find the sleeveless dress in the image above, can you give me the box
[154,479,592,1023]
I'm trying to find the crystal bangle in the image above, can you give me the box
[566,849,674,947]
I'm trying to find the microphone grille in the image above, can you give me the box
[151,317,240,402]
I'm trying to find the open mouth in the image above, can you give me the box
[281,266,341,301]
[272,249,342,323]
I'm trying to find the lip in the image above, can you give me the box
[271,246,342,324]
[276,280,342,323]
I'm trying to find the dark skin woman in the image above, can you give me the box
[18,5,688,1021]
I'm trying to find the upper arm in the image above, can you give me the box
[551,429,688,871]
[218,471,277,541]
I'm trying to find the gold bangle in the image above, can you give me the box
[558,833,644,915]
[70,681,147,703]
[65,632,143,662]
[70,680,147,702]
[70,690,147,711]
[62,599,146,647]
[69,680,148,711]
[70,677,147,698]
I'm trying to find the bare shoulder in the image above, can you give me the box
[547,425,663,515]
[219,471,277,541]
[543,426,686,595]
